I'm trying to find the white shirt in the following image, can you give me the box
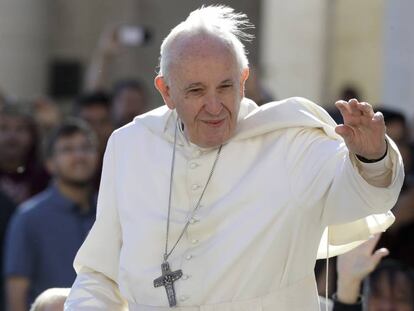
[65,97,404,311]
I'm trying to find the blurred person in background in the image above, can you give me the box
[0,103,49,206]
[363,260,414,311]
[244,64,275,106]
[3,119,98,311]
[340,85,363,103]
[112,79,148,128]
[74,92,114,188]
[0,191,15,310]
[85,26,149,128]
[378,108,413,183]
[0,102,28,310]
[328,234,414,311]
[376,108,414,268]
[74,92,114,158]
[29,288,69,311]
[32,97,62,140]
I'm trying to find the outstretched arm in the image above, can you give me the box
[84,26,121,92]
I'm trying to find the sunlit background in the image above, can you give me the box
[0,0,412,121]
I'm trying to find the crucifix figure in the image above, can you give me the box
[154,261,183,307]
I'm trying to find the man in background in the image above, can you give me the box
[4,119,98,311]
[84,26,150,128]
[74,92,114,158]
[112,79,148,127]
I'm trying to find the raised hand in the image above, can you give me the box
[336,234,388,304]
[97,25,122,58]
[335,99,387,160]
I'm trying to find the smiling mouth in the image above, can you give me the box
[203,119,225,127]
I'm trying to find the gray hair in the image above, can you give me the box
[158,5,254,82]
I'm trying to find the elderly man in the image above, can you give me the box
[65,6,404,310]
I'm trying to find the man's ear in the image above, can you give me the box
[240,68,250,97]
[154,76,175,109]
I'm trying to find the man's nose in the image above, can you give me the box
[204,93,223,115]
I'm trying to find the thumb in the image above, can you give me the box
[369,248,389,272]
[335,124,353,139]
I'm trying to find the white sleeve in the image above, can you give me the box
[65,134,127,310]
[351,136,394,188]
[286,128,404,226]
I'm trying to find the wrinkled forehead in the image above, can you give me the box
[169,33,238,71]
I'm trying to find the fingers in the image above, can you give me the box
[335,100,352,116]
[349,99,362,116]
[335,124,353,139]
[372,111,385,125]
[335,99,360,117]
[335,99,375,119]
[360,102,375,118]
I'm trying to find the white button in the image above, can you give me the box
[182,274,189,280]
[191,239,199,244]
[180,295,188,301]
[192,184,200,190]
[186,254,193,260]
[190,162,198,169]
[194,150,202,157]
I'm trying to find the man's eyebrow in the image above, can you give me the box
[184,83,204,91]
[220,79,233,84]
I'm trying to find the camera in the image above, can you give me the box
[118,26,151,46]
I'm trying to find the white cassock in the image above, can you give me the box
[65,97,404,311]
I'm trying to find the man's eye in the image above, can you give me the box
[189,88,202,93]
[220,84,233,89]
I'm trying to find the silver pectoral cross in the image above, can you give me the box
[153,261,183,307]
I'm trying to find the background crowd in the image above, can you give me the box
[0,13,414,311]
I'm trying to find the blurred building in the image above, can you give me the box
[0,0,412,123]
[261,0,414,127]
[0,0,260,108]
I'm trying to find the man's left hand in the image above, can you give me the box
[335,98,387,160]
